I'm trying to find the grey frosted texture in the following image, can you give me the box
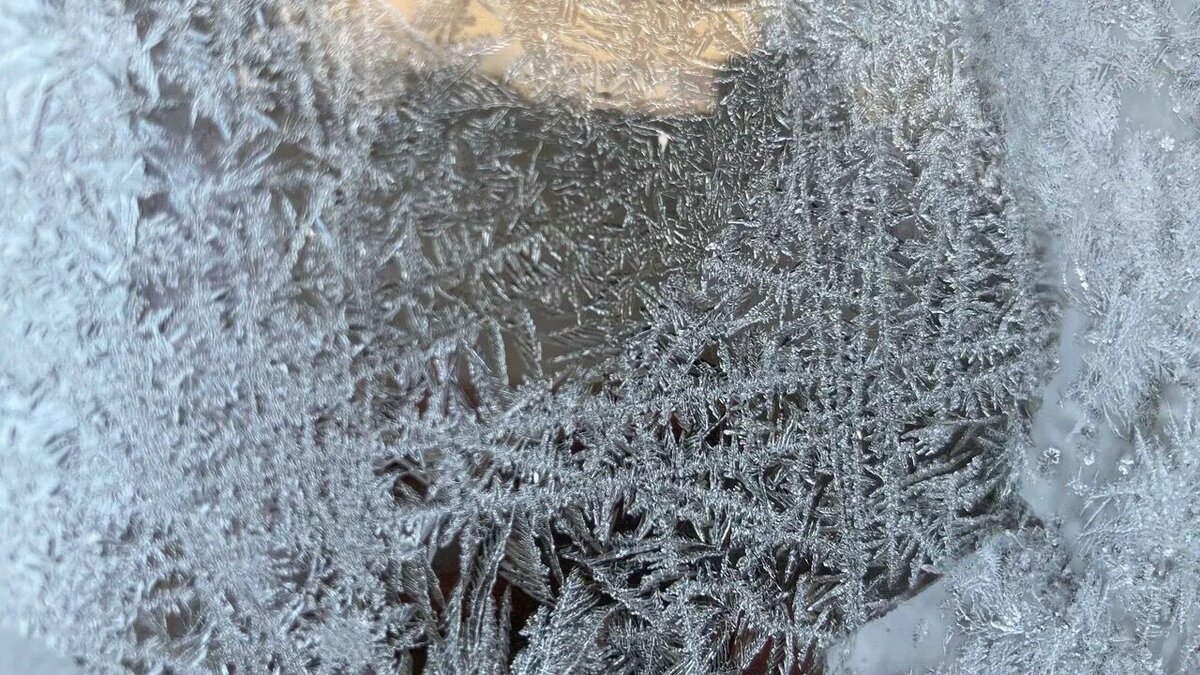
[1,0,1197,673]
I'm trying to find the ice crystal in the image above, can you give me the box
[2,0,1195,673]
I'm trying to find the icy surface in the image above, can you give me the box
[0,0,1196,673]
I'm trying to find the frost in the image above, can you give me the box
[0,0,1192,673]
[925,0,1200,672]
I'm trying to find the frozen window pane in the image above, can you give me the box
[1,0,1196,673]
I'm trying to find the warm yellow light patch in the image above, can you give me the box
[375,0,763,114]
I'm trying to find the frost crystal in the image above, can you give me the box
[1,0,1195,673]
